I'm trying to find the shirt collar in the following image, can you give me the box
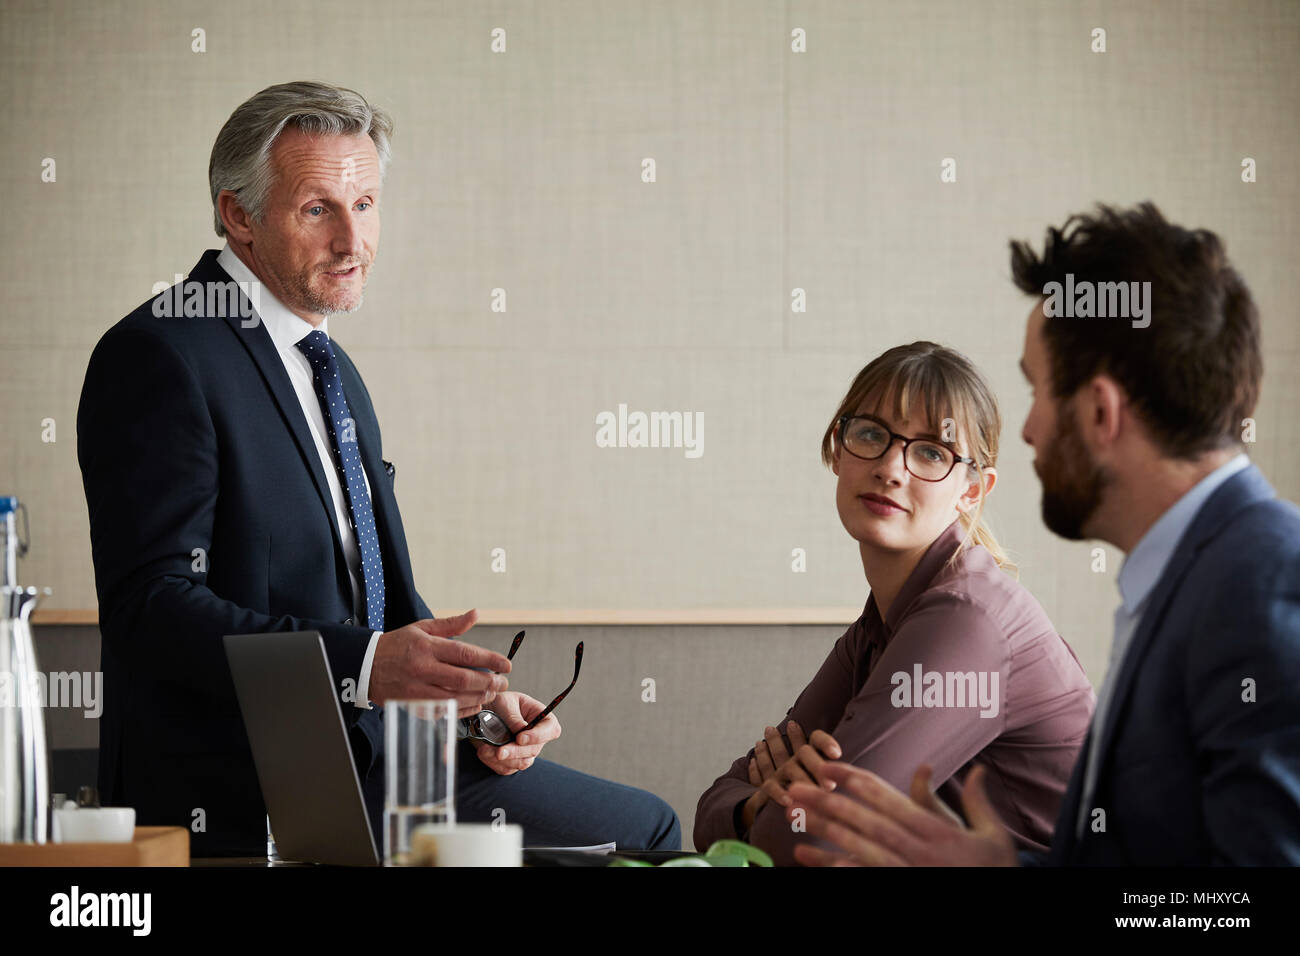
[1117,453,1251,614]
[864,518,967,643]
[216,243,328,352]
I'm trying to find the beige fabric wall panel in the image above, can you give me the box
[2,1,1297,698]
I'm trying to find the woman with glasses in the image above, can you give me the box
[694,341,1095,866]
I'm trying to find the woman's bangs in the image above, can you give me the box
[862,360,958,441]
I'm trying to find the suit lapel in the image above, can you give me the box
[1077,464,1276,850]
[188,250,353,602]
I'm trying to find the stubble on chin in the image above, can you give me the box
[294,265,366,317]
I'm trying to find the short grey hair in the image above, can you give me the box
[208,80,394,237]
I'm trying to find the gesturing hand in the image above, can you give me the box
[741,721,842,832]
[367,609,512,716]
[472,691,562,775]
[785,763,1018,867]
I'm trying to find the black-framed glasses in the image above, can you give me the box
[837,415,975,482]
[459,630,584,747]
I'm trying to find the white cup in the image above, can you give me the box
[410,822,522,866]
[54,807,136,843]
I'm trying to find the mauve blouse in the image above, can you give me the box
[694,520,1096,865]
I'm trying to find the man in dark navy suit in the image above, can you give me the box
[76,81,679,857]
[780,203,1300,865]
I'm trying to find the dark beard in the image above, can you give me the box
[1038,401,1108,540]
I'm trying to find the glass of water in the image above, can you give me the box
[384,699,457,866]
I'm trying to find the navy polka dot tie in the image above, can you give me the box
[295,330,385,631]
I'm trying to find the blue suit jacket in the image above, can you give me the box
[76,249,432,855]
[1028,463,1300,864]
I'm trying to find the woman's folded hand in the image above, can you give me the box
[741,721,843,831]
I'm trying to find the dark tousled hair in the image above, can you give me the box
[1009,201,1260,459]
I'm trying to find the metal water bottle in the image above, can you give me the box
[0,496,50,843]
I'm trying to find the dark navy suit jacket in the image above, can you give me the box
[76,249,432,855]
[1026,463,1300,864]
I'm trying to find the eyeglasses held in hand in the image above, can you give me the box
[459,630,583,747]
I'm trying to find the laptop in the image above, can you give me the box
[223,630,380,866]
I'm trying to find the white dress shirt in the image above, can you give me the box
[217,244,383,710]
[1076,453,1251,835]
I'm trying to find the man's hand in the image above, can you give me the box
[784,763,1018,866]
[472,691,561,775]
[741,721,842,832]
[366,609,512,716]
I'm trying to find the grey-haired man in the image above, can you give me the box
[77,81,679,856]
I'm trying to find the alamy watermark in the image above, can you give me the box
[1042,273,1151,328]
[595,404,704,459]
[0,670,103,718]
[49,885,150,936]
[890,665,999,718]
[151,276,262,327]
